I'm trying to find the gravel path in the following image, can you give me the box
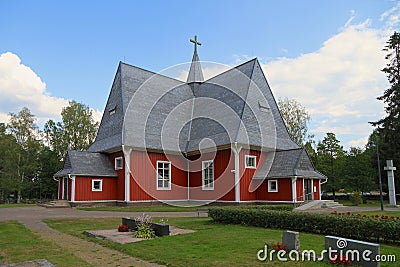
[0,206,200,267]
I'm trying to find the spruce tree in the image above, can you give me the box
[371,32,400,190]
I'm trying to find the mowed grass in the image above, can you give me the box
[337,199,391,207]
[0,221,90,266]
[77,205,197,212]
[0,203,35,208]
[355,210,400,217]
[44,217,400,267]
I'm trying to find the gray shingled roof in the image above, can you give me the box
[68,54,326,181]
[89,57,299,154]
[253,148,327,179]
[54,150,118,177]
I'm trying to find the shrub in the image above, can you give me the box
[208,207,400,244]
[349,191,362,206]
[133,213,156,239]
[134,222,156,239]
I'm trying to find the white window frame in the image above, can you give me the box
[115,157,123,170]
[268,179,278,192]
[245,155,257,169]
[156,161,171,190]
[92,179,103,192]
[202,160,214,190]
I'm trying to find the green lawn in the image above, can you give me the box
[337,199,391,207]
[0,203,35,208]
[0,221,90,266]
[45,217,400,267]
[355,210,400,217]
[77,205,197,212]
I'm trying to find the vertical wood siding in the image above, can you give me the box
[189,149,235,201]
[313,179,320,200]
[130,150,188,201]
[109,152,125,201]
[239,149,265,201]
[296,179,304,201]
[68,179,72,201]
[74,176,117,201]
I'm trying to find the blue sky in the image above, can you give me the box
[0,0,399,149]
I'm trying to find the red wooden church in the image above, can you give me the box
[55,37,327,206]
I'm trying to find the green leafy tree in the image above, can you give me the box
[44,101,99,160]
[34,146,62,199]
[7,108,42,203]
[0,123,19,201]
[316,132,345,199]
[343,147,375,193]
[278,97,311,146]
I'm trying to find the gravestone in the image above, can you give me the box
[325,236,380,267]
[384,160,397,206]
[282,230,300,251]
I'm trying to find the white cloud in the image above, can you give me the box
[0,52,69,124]
[260,14,395,148]
[380,1,400,29]
[343,10,356,28]
[346,136,369,149]
[175,64,230,82]
[0,52,102,126]
[91,108,103,123]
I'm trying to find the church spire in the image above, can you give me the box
[187,35,204,83]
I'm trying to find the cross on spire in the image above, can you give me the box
[190,35,201,54]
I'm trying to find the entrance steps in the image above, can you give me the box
[38,200,71,208]
[294,200,343,211]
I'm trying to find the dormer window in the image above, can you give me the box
[245,155,257,168]
[258,101,269,112]
[109,104,117,115]
[115,157,123,170]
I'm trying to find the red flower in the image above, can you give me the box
[118,224,129,232]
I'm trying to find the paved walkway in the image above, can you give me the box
[0,206,199,267]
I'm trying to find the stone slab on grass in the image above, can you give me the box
[4,259,55,267]
[84,226,195,244]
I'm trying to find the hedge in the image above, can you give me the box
[208,207,400,244]
[233,205,294,212]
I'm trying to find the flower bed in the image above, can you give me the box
[121,217,170,236]
[331,211,400,220]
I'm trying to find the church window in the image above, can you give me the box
[245,155,256,168]
[268,180,278,192]
[92,179,103,191]
[157,161,171,190]
[115,157,123,170]
[109,104,117,115]
[202,160,214,190]
[258,101,270,112]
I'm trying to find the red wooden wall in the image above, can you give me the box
[313,179,320,200]
[109,151,125,201]
[74,176,117,201]
[189,149,235,201]
[68,179,72,201]
[296,179,304,202]
[130,150,188,201]
[239,149,265,201]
